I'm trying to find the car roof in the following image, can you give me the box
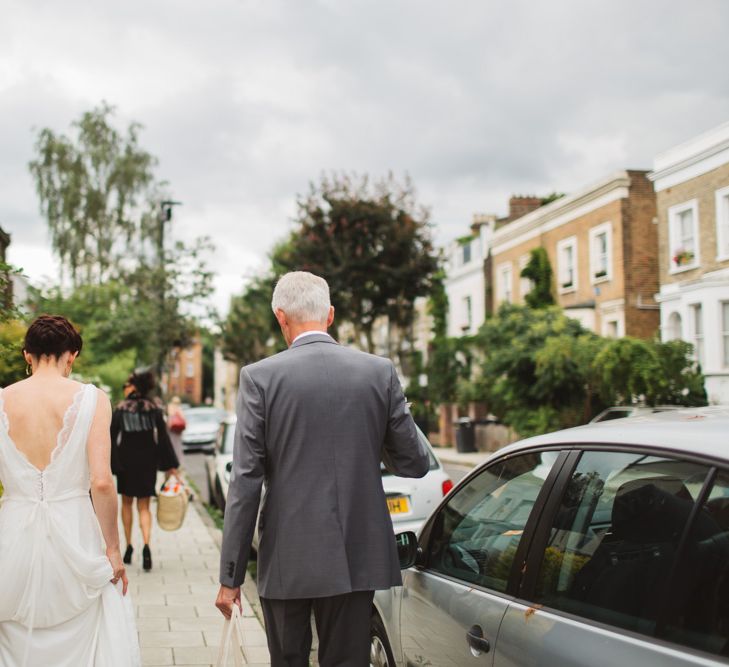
[494,406,729,463]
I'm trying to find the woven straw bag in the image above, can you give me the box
[157,476,189,531]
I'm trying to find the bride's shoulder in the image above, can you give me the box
[0,376,33,398]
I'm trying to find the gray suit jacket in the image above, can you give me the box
[219,333,429,599]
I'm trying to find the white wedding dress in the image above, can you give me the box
[0,383,140,667]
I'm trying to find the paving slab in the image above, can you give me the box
[123,488,270,666]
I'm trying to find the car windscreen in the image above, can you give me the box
[185,411,222,425]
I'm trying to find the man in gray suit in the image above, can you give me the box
[215,271,429,666]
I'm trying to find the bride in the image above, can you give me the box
[0,315,140,666]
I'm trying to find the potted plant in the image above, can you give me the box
[673,248,695,267]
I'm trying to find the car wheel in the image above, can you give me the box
[370,613,395,667]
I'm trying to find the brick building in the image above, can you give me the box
[650,121,729,404]
[490,170,659,339]
[165,338,204,405]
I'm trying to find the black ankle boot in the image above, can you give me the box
[123,545,133,564]
[142,544,152,571]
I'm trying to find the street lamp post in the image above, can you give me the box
[156,200,182,388]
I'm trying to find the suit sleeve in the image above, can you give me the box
[381,362,430,478]
[219,367,266,588]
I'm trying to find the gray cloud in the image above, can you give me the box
[1,0,728,311]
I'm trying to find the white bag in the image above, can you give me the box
[216,604,251,666]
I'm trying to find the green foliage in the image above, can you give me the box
[520,247,554,308]
[540,192,566,206]
[220,276,285,367]
[0,320,27,387]
[272,172,438,352]
[594,337,706,406]
[27,104,214,383]
[29,102,156,286]
[466,305,706,438]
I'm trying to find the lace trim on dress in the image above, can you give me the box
[0,387,9,432]
[51,384,87,464]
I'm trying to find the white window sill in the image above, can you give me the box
[590,274,611,285]
[559,285,577,295]
[716,254,729,263]
[669,263,699,275]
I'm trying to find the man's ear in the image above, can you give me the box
[275,309,287,328]
[326,306,335,328]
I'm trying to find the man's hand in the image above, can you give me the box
[215,584,242,619]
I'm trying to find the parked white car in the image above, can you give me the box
[204,414,453,538]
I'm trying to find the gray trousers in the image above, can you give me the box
[260,590,375,667]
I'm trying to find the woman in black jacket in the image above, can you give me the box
[111,369,178,571]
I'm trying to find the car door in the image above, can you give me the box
[495,448,727,667]
[398,449,566,666]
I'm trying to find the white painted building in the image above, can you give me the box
[443,215,495,337]
[650,120,729,404]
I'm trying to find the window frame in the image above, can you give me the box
[715,185,729,262]
[415,448,572,599]
[721,301,729,368]
[497,261,513,304]
[668,199,700,274]
[556,236,578,294]
[589,222,613,284]
[516,443,727,661]
[518,253,532,299]
[689,302,704,366]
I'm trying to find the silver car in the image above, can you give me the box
[205,415,453,537]
[372,407,729,667]
[181,407,227,453]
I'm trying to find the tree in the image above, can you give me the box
[466,304,707,438]
[29,103,156,286]
[28,104,214,385]
[520,247,554,308]
[594,337,706,407]
[220,276,285,367]
[273,173,438,353]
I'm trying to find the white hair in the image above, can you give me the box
[271,271,331,323]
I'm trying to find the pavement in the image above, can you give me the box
[124,490,270,666]
[433,445,493,469]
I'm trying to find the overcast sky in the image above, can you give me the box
[2,0,728,314]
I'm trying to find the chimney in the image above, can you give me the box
[471,213,496,235]
[508,196,542,221]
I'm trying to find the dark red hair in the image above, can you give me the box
[24,315,83,359]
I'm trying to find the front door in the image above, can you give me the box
[399,450,562,666]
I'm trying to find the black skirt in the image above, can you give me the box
[116,431,159,497]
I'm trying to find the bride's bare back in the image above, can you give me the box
[1,376,86,471]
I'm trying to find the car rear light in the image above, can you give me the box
[442,479,454,496]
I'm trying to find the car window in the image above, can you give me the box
[661,470,729,657]
[426,451,559,593]
[533,450,710,638]
[599,410,632,422]
[220,422,236,454]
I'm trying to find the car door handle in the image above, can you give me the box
[466,625,490,654]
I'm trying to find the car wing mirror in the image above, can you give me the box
[396,531,420,569]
